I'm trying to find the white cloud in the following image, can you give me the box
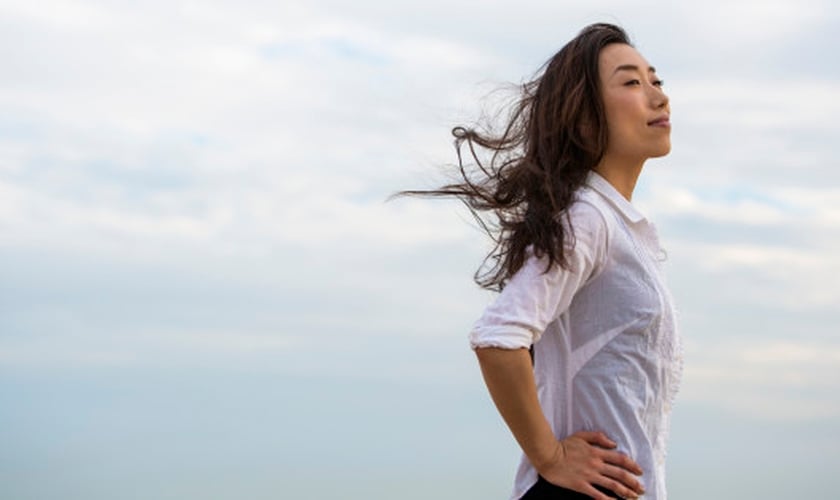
[0,0,112,29]
[742,341,840,365]
[0,327,297,368]
[644,186,792,226]
[674,0,830,45]
[671,78,840,130]
[1,0,838,421]
[681,338,840,420]
[668,240,840,310]
[1,3,840,498]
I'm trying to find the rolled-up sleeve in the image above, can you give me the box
[469,201,608,349]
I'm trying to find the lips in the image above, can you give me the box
[648,116,670,127]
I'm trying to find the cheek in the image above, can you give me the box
[605,105,638,143]
[604,94,639,125]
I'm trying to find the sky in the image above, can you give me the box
[1,0,838,499]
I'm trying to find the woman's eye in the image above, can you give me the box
[653,79,665,87]
[624,79,641,86]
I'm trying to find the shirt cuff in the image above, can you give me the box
[469,325,536,350]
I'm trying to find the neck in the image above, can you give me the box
[593,155,645,201]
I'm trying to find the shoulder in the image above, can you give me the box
[570,186,613,224]
[564,188,612,254]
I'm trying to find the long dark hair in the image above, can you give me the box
[401,23,631,291]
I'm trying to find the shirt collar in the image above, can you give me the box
[585,171,646,224]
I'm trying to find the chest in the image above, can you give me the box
[566,216,673,351]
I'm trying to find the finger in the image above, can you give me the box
[599,449,643,476]
[592,475,641,500]
[601,464,646,496]
[573,431,616,449]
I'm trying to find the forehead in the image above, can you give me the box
[598,43,652,77]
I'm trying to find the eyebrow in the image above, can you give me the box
[613,64,657,75]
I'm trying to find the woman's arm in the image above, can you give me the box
[475,347,646,500]
[476,347,557,466]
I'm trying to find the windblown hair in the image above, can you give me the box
[402,23,631,291]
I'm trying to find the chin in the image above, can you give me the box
[649,142,672,158]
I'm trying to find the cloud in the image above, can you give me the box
[2,3,840,499]
[0,326,297,369]
[672,0,831,45]
[1,0,839,425]
[681,338,840,420]
[0,0,112,29]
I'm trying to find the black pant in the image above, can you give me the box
[521,476,621,499]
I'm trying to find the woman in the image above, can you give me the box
[403,23,681,499]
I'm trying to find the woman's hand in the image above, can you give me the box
[474,348,644,499]
[534,431,645,500]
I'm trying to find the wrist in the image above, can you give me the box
[530,439,563,473]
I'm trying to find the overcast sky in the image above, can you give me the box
[1,1,839,499]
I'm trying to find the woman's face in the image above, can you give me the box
[597,43,671,163]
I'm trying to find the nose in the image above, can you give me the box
[650,85,669,109]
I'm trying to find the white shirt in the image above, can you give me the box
[470,172,683,500]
